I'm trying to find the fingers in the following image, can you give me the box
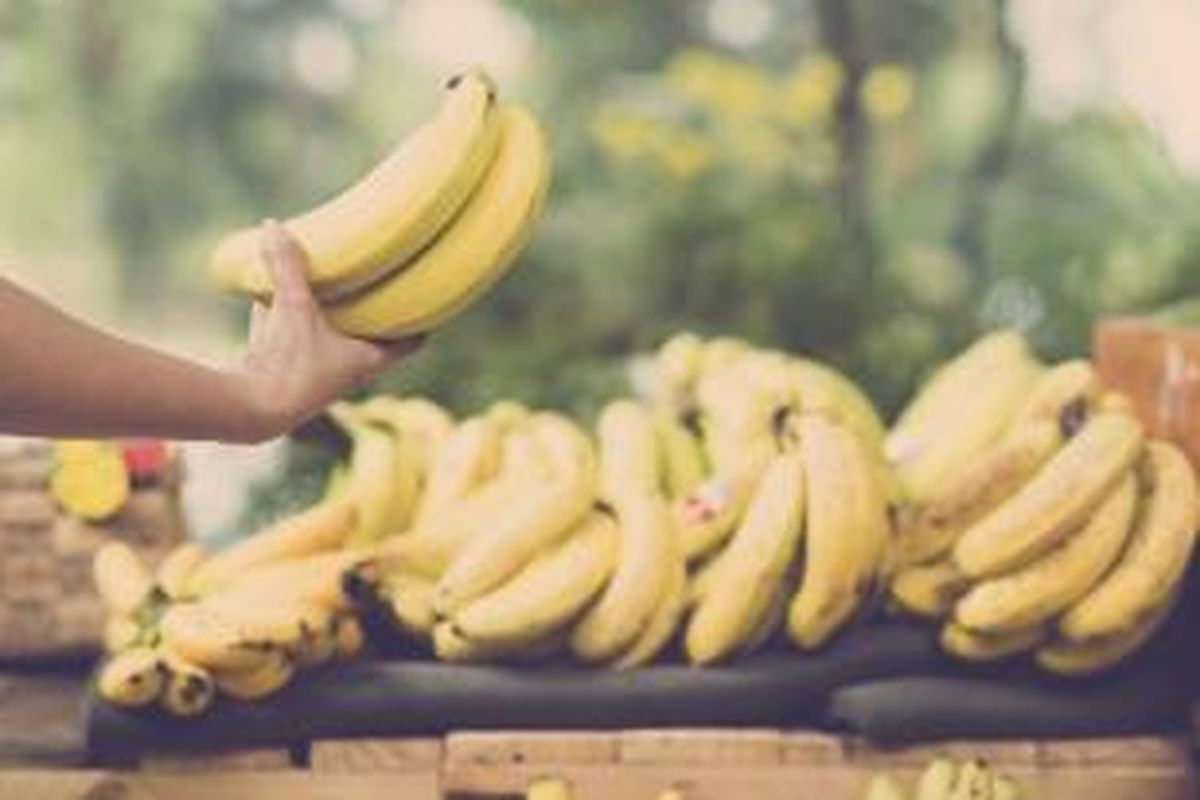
[259,219,315,310]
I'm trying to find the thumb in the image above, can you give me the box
[259,219,316,310]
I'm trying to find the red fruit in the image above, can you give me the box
[122,440,170,484]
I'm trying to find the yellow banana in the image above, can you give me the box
[158,603,270,672]
[687,450,806,664]
[526,777,574,800]
[675,444,773,562]
[155,542,207,601]
[201,549,367,613]
[653,410,708,499]
[104,616,145,655]
[93,541,156,616]
[695,352,796,471]
[954,473,1137,633]
[411,416,503,531]
[431,620,564,663]
[953,412,1143,578]
[158,651,216,718]
[187,499,356,595]
[789,415,887,649]
[451,511,617,648]
[940,622,1045,662]
[889,560,970,620]
[1058,440,1198,641]
[915,757,957,800]
[897,420,1062,567]
[327,104,550,338]
[650,331,706,412]
[612,546,686,669]
[596,399,661,499]
[358,395,456,484]
[383,572,437,636]
[991,775,1019,800]
[328,403,405,545]
[865,774,907,800]
[1037,593,1178,676]
[789,356,887,449]
[1007,359,1102,432]
[486,399,532,432]
[96,647,164,708]
[949,760,994,800]
[435,427,595,614]
[212,68,501,299]
[323,461,349,501]
[213,650,296,701]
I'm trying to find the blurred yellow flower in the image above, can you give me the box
[666,47,775,120]
[861,64,915,121]
[779,54,845,127]
[724,124,792,173]
[591,105,659,160]
[654,127,715,181]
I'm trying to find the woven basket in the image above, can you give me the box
[0,441,186,661]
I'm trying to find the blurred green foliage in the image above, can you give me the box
[1,0,1198,420]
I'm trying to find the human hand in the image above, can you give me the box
[233,220,423,441]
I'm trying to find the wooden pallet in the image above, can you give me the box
[1,730,1192,800]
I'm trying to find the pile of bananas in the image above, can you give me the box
[866,758,1022,800]
[887,331,1199,675]
[93,501,368,715]
[211,67,549,339]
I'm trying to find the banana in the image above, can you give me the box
[431,620,564,663]
[324,462,349,501]
[328,403,406,545]
[212,68,501,300]
[953,412,1144,578]
[650,332,706,412]
[526,777,574,800]
[897,420,1062,567]
[954,473,1137,633]
[888,329,1032,464]
[1007,359,1102,432]
[991,775,1019,800]
[384,572,438,636]
[93,541,156,616]
[570,493,674,661]
[187,499,356,595]
[332,614,366,660]
[653,410,708,499]
[676,444,774,562]
[411,416,503,531]
[358,395,456,485]
[789,357,887,449]
[686,450,806,664]
[451,511,617,647]
[596,400,661,500]
[1058,440,1198,641]
[158,603,270,672]
[695,352,796,471]
[890,560,970,620]
[486,399,533,432]
[213,649,296,701]
[611,546,686,669]
[201,549,368,613]
[155,542,207,601]
[96,647,164,708]
[940,622,1045,662]
[104,615,146,654]
[158,651,216,718]
[949,760,993,800]
[1037,592,1178,676]
[788,415,887,650]
[915,758,957,800]
[326,104,550,339]
[893,350,1042,503]
[434,419,595,614]
[865,774,907,800]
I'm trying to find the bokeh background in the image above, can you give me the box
[2,0,1199,536]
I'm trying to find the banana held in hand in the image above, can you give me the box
[953,412,1143,578]
[327,104,550,338]
[212,68,500,299]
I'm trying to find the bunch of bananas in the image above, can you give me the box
[866,758,1022,800]
[887,332,1199,675]
[211,67,550,340]
[92,499,368,716]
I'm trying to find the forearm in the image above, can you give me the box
[0,279,267,442]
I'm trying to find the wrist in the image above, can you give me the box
[219,370,289,444]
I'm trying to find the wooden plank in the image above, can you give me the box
[309,738,443,772]
[446,731,617,767]
[0,771,441,800]
[140,748,293,773]
[779,731,847,764]
[1034,737,1192,767]
[619,728,783,766]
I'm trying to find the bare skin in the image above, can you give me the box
[0,220,420,443]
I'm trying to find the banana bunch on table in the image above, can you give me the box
[866,758,1022,800]
[211,67,549,340]
[887,331,1199,675]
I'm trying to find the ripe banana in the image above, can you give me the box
[326,104,550,339]
[526,777,574,800]
[949,760,993,800]
[864,774,906,800]
[889,560,970,620]
[96,647,164,708]
[486,399,533,432]
[155,542,207,601]
[653,410,708,499]
[789,415,887,650]
[597,399,661,500]
[104,615,146,655]
[650,331,706,412]
[1037,592,1178,676]
[451,511,617,648]
[1057,440,1198,641]
[940,622,1045,662]
[915,757,957,800]
[212,68,500,300]
[676,444,773,562]
[201,549,367,613]
[612,546,686,669]
[432,620,564,663]
[213,650,296,701]
[687,450,806,664]
[788,356,887,449]
[187,499,356,595]
[954,473,1136,633]
[1007,359,1102,432]
[570,492,674,661]
[158,651,216,718]
[358,395,456,485]
[328,403,406,545]
[897,420,1062,567]
[93,541,156,616]
[411,416,503,530]
[695,353,796,470]
[953,412,1143,578]
[383,572,437,636]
